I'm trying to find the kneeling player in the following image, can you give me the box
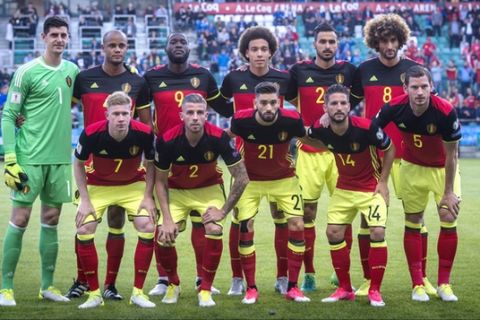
[74,92,156,308]
[155,93,248,307]
[302,84,394,307]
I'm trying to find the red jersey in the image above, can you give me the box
[287,59,356,153]
[75,120,154,186]
[230,108,305,181]
[308,117,392,192]
[375,94,462,167]
[154,122,241,189]
[351,57,419,158]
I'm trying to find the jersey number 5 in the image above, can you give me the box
[413,134,423,148]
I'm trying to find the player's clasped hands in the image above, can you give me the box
[75,199,97,228]
[202,206,226,224]
[158,220,179,246]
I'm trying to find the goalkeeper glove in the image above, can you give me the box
[4,153,29,192]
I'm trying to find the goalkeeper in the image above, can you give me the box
[0,16,79,307]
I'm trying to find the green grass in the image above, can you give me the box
[1,159,479,319]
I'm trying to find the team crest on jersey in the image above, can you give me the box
[66,76,72,87]
[191,77,200,88]
[400,73,406,84]
[278,131,288,142]
[204,151,215,161]
[350,142,360,152]
[426,123,437,134]
[336,74,344,84]
[129,145,140,156]
[122,83,132,94]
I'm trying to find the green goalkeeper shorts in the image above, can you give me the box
[11,164,73,206]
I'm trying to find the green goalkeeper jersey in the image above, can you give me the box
[1,57,79,165]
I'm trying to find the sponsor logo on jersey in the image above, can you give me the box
[336,74,344,84]
[426,123,437,134]
[90,82,99,89]
[176,155,185,161]
[350,142,360,152]
[247,134,255,140]
[305,77,314,83]
[327,144,334,150]
[129,145,140,156]
[398,123,407,128]
[204,151,215,161]
[99,149,108,155]
[66,76,72,87]
[369,75,378,82]
[191,77,200,88]
[122,83,132,94]
[240,84,248,90]
[278,131,288,142]
[159,81,167,88]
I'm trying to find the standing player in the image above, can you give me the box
[74,92,156,309]
[374,66,461,302]
[303,84,394,307]
[349,14,430,296]
[144,32,231,296]
[66,29,152,301]
[286,22,357,292]
[220,26,291,296]
[154,94,249,307]
[229,82,309,304]
[0,16,78,306]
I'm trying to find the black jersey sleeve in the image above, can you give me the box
[135,79,151,110]
[285,64,299,102]
[350,67,364,107]
[373,103,395,129]
[219,73,233,99]
[74,130,92,161]
[368,121,392,151]
[441,110,462,142]
[143,132,155,161]
[217,131,242,166]
[154,138,172,170]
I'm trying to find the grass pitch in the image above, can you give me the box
[0,159,479,319]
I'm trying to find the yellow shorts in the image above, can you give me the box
[157,184,226,231]
[236,177,304,222]
[296,149,337,202]
[79,181,149,225]
[391,159,402,199]
[400,160,462,214]
[327,188,388,227]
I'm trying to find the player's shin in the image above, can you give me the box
[330,240,353,291]
[358,227,371,280]
[191,220,206,277]
[155,240,180,285]
[40,224,59,290]
[404,221,424,286]
[229,221,243,278]
[200,234,223,291]
[105,228,125,287]
[2,223,25,290]
[287,229,305,290]
[437,222,458,285]
[134,233,154,289]
[369,240,388,292]
[76,234,100,291]
[274,218,289,278]
[239,227,256,288]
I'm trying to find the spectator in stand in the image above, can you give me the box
[237,16,248,34]
[0,84,8,111]
[448,87,463,115]
[215,16,225,31]
[458,60,473,95]
[114,4,123,15]
[446,59,458,93]
[405,16,421,37]
[431,59,444,94]
[217,28,230,47]
[155,5,167,17]
[126,3,136,15]
[422,37,436,66]
[449,15,461,49]
[405,39,418,60]
[144,5,154,16]
[459,88,476,120]
[218,49,229,78]
[431,6,443,37]
[463,16,474,44]
[473,55,480,93]
[124,17,136,38]
[248,16,258,28]
[471,39,480,58]
[303,6,317,38]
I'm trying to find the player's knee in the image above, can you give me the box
[40,206,61,225]
[369,227,385,242]
[10,210,31,228]
[134,217,155,233]
[288,216,304,231]
[107,205,126,228]
[438,207,457,223]
[270,208,284,220]
[303,203,317,223]
[326,225,343,242]
[77,223,96,235]
[360,215,369,228]
[205,222,223,236]
[404,213,423,224]
[240,218,254,232]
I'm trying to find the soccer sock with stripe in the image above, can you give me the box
[200,235,223,291]
[191,222,206,278]
[104,228,125,287]
[303,222,315,274]
[75,236,87,284]
[420,224,428,278]
[330,240,352,291]
[287,229,305,289]
[239,230,256,288]
[229,221,243,278]
[39,224,59,290]
[358,227,371,280]
[153,228,168,279]
[1,222,25,290]
[369,240,388,292]
[404,221,423,287]
[76,234,99,291]
[274,219,289,278]
[133,233,154,289]
[437,222,458,285]
[155,243,180,285]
